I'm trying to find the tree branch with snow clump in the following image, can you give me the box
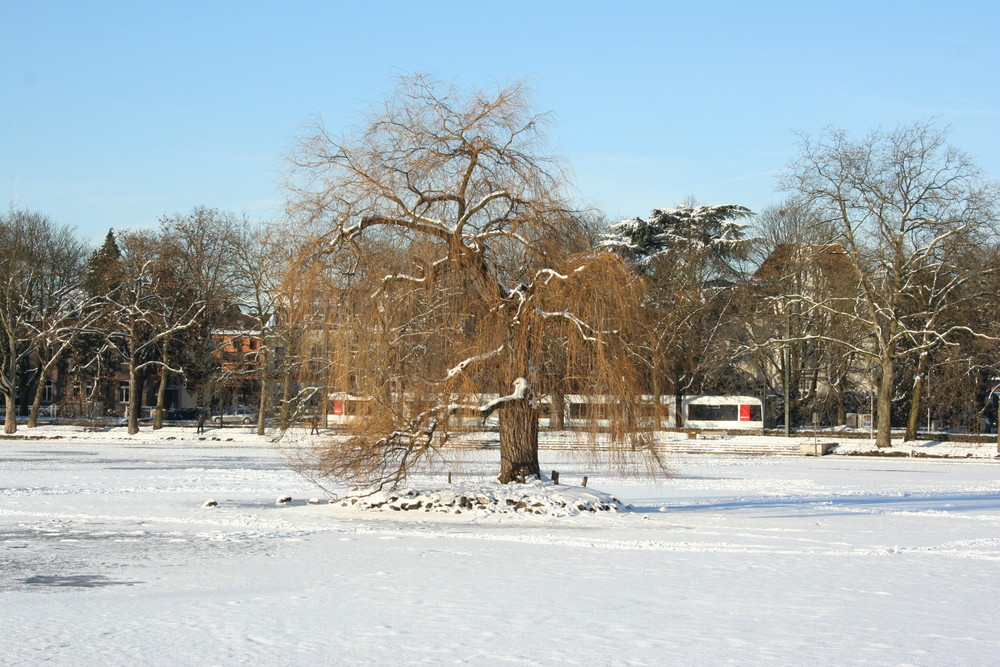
[600,204,753,279]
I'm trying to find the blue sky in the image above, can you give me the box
[3,1,999,244]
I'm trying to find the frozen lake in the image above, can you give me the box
[2,427,999,665]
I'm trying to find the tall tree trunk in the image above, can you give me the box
[127,364,141,435]
[280,370,293,429]
[3,389,15,434]
[498,396,540,483]
[876,353,893,448]
[497,323,540,484]
[256,347,269,436]
[153,348,170,430]
[783,342,792,436]
[904,351,928,442]
[552,388,565,430]
[651,370,662,430]
[319,388,329,429]
[674,391,684,430]
[28,369,46,428]
[3,333,18,433]
[16,358,30,417]
[805,361,819,404]
[830,368,848,426]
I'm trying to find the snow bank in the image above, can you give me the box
[0,424,282,447]
[833,438,998,458]
[333,479,624,517]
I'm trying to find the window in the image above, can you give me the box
[569,403,608,420]
[687,404,738,421]
[42,380,54,403]
[738,404,762,421]
[118,382,130,404]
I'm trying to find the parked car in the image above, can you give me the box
[165,408,202,421]
[212,406,258,425]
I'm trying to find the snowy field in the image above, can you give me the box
[2,427,999,666]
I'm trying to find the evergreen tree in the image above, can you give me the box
[601,204,752,280]
[84,229,123,295]
[602,204,755,427]
[76,229,125,416]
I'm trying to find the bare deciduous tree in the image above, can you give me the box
[0,209,89,433]
[104,232,205,435]
[157,207,241,413]
[21,219,92,428]
[285,75,661,489]
[230,220,288,436]
[746,202,869,428]
[781,121,999,447]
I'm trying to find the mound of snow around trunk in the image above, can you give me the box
[335,479,624,517]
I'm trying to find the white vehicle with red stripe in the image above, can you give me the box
[326,392,763,431]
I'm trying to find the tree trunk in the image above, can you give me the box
[3,334,17,433]
[783,343,791,436]
[3,389,15,434]
[29,349,72,428]
[835,385,846,426]
[320,389,329,429]
[875,354,893,448]
[28,378,44,428]
[127,364,141,435]
[674,392,684,430]
[16,359,30,418]
[806,363,819,404]
[552,389,565,430]
[904,352,928,442]
[153,350,170,430]
[280,370,293,429]
[497,318,541,483]
[498,397,540,483]
[651,370,662,430]
[256,368,269,436]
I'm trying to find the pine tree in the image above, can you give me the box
[84,229,123,295]
[77,229,124,417]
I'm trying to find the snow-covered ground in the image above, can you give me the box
[2,426,999,665]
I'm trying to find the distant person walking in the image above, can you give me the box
[196,412,206,435]
[310,413,320,435]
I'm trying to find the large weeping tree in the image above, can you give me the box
[285,75,659,488]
